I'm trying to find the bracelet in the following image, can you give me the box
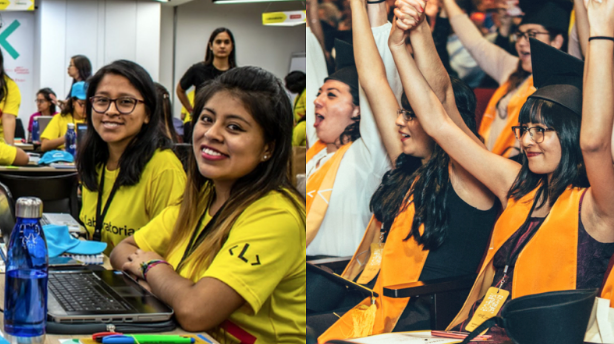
[589,36,614,42]
[367,0,385,3]
[140,259,171,281]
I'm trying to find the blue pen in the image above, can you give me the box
[197,334,213,344]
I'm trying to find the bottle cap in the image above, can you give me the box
[33,118,38,122]
[67,123,75,129]
[15,197,43,219]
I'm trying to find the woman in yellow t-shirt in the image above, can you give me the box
[0,49,22,145]
[77,60,186,255]
[111,67,306,343]
[40,81,87,152]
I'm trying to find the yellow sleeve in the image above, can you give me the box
[293,90,306,122]
[292,121,306,147]
[202,196,304,314]
[40,115,62,141]
[182,90,195,124]
[1,79,20,116]
[134,205,179,256]
[145,159,186,219]
[0,142,17,165]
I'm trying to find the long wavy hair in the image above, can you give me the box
[154,83,180,143]
[67,55,92,99]
[370,77,478,250]
[204,28,237,69]
[507,97,588,209]
[167,66,305,278]
[77,60,172,191]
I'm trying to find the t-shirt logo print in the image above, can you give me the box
[229,243,261,266]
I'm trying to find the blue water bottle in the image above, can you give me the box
[4,198,48,341]
[31,118,40,143]
[65,123,76,157]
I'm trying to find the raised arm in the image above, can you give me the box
[441,0,519,84]
[581,0,614,239]
[351,0,404,162]
[307,0,326,56]
[388,19,520,206]
[394,0,483,147]
[575,0,590,58]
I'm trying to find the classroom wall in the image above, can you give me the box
[31,0,161,126]
[166,0,306,118]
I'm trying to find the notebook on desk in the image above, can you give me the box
[41,213,83,235]
[47,270,174,323]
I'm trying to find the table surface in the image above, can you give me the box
[0,257,219,344]
[0,166,77,173]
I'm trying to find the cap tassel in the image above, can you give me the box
[350,296,377,338]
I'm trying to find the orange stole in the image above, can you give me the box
[447,187,583,330]
[306,141,352,243]
[318,201,430,343]
[479,76,535,157]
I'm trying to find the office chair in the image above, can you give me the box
[14,118,25,141]
[0,173,79,220]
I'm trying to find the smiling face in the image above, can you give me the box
[209,32,233,60]
[515,23,561,74]
[395,109,434,160]
[91,74,150,150]
[313,79,358,145]
[192,90,272,185]
[519,122,562,177]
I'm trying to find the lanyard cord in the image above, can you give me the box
[93,165,121,241]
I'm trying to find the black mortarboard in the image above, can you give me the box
[519,0,572,33]
[325,39,359,105]
[528,38,584,116]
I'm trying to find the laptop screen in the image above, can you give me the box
[76,123,88,148]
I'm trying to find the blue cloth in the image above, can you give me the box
[42,225,106,257]
[38,150,74,165]
[71,81,87,100]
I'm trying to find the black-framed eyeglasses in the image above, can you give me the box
[34,99,47,104]
[512,125,555,143]
[397,109,415,122]
[513,30,550,41]
[89,96,145,115]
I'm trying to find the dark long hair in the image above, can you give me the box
[154,83,179,143]
[168,66,305,276]
[0,49,11,102]
[371,77,478,250]
[67,55,92,98]
[77,60,172,192]
[37,88,57,115]
[285,71,306,95]
[507,98,588,209]
[204,28,237,69]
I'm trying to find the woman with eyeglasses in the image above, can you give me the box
[315,1,498,341]
[28,88,58,141]
[40,82,86,152]
[441,0,570,157]
[77,60,186,255]
[386,0,614,340]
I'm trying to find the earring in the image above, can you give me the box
[262,155,268,161]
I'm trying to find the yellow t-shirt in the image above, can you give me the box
[0,76,21,142]
[182,90,195,124]
[292,120,306,147]
[293,89,306,122]
[40,113,85,149]
[134,190,306,344]
[80,149,186,255]
[0,142,16,165]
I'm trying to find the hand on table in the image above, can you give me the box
[122,249,165,279]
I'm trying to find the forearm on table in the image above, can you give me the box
[2,114,15,144]
[109,238,140,270]
[41,137,64,152]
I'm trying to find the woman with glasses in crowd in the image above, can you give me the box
[77,60,186,255]
[441,0,569,157]
[386,0,614,340]
[28,88,58,141]
[110,66,306,343]
[40,82,87,152]
[315,1,497,341]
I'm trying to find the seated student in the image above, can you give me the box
[293,116,307,147]
[77,60,186,255]
[154,83,180,143]
[285,70,306,123]
[40,81,87,152]
[386,1,614,341]
[109,66,306,343]
[28,88,58,139]
[315,1,497,341]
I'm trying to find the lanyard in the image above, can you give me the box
[177,198,225,272]
[497,195,541,289]
[93,165,121,242]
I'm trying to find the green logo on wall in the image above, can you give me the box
[0,20,20,59]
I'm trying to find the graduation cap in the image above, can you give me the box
[519,0,572,33]
[325,39,359,105]
[527,38,584,116]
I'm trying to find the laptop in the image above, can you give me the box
[36,116,54,136]
[76,122,88,148]
[47,270,174,323]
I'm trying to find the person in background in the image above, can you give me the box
[285,71,306,123]
[40,82,87,152]
[154,83,180,143]
[110,66,305,343]
[0,49,21,145]
[66,55,92,98]
[180,89,195,123]
[28,88,58,140]
[176,27,236,142]
[293,117,307,147]
[77,60,186,255]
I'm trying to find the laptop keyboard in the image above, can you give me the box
[49,273,129,312]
